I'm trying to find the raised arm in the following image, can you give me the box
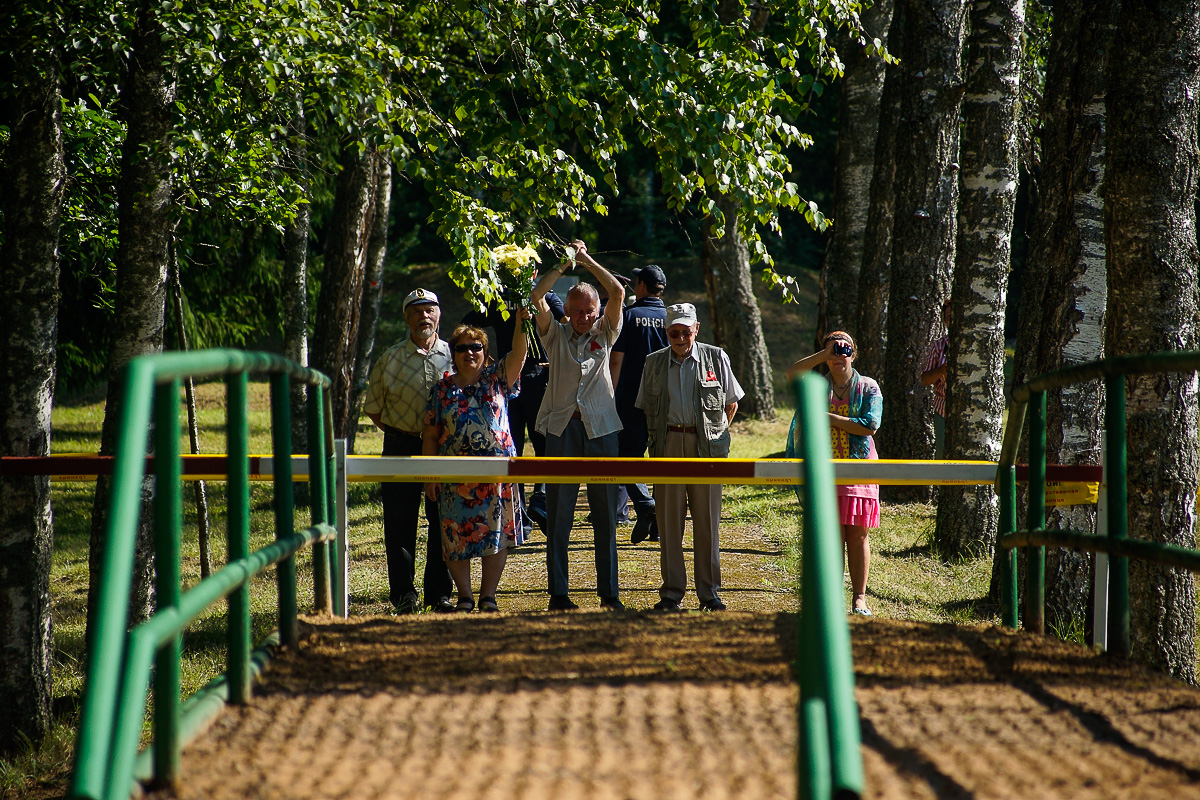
[531,267,560,337]
[504,309,530,381]
[785,340,837,381]
[571,239,624,333]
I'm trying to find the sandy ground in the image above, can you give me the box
[153,507,1200,800]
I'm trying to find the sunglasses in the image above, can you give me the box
[668,329,694,340]
[454,343,485,354]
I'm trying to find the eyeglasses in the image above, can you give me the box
[454,343,485,354]
[667,329,694,340]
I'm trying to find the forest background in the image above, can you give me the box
[4,0,1200,778]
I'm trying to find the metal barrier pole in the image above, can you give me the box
[71,360,155,800]
[999,465,1018,628]
[226,373,252,703]
[334,439,350,617]
[270,373,298,648]
[1091,431,1110,652]
[152,380,182,786]
[1026,390,1047,635]
[794,374,864,799]
[1106,375,1130,656]
[307,385,332,615]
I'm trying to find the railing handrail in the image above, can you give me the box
[1000,350,1200,470]
[996,348,1200,655]
[70,350,335,800]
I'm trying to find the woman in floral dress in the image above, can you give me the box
[422,312,529,612]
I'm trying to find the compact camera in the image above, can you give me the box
[832,341,853,357]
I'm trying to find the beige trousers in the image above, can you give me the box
[655,431,723,603]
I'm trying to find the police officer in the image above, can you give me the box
[610,264,668,543]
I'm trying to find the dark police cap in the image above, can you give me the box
[633,264,667,288]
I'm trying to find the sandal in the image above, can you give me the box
[479,596,499,613]
[455,596,475,613]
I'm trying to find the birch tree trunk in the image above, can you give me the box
[934,0,1024,558]
[88,3,175,643]
[854,0,908,383]
[1104,0,1200,683]
[283,96,309,465]
[817,0,894,341]
[879,0,968,497]
[0,69,63,751]
[702,196,775,419]
[346,152,391,455]
[311,142,378,438]
[1001,0,1115,630]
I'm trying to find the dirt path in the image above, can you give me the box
[165,612,1200,800]
[158,509,1200,800]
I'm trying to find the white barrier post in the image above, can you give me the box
[334,440,350,618]
[1091,431,1109,652]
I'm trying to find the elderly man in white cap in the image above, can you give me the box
[636,302,743,611]
[364,288,454,614]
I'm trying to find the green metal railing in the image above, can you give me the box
[792,373,864,800]
[70,350,337,800]
[997,350,1200,654]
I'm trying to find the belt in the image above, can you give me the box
[667,425,697,434]
[570,410,582,420]
[382,424,422,439]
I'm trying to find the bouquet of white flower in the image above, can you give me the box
[490,243,545,361]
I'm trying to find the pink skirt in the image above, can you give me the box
[838,493,880,528]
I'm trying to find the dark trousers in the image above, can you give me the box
[381,430,453,606]
[546,420,620,598]
[512,368,550,516]
[617,404,655,515]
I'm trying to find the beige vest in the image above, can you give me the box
[641,343,731,459]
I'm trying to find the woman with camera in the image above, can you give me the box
[785,331,883,616]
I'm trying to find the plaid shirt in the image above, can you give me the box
[363,337,452,434]
[923,336,948,418]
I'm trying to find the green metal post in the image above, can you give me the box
[794,374,864,799]
[71,360,155,800]
[1106,374,1130,656]
[1026,390,1047,635]
[999,466,1018,628]
[270,373,298,648]
[153,380,182,786]
[226,373,252,704]
[307,384,332,614]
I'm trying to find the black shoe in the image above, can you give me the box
[548,594,579,611]
[647,519,659,542]
[631,515,654,544]
[430,596,456,614]
[699,597,727,611]
[393,591,420,615]
[600,596,625,611]
[653,598,683,612]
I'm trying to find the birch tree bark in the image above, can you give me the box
[854,0,907,382]
[346,153,392,455]
[818,0,894,341]
[879,0,968,495]
[934,0,1024,558]
[311,142,378,438]
[1104,0,1200,682]
[87,2,175,642]
[703,196,775,419]
[0,68,63,751]
[283,96,309,464]
[1003,0,1116,629]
